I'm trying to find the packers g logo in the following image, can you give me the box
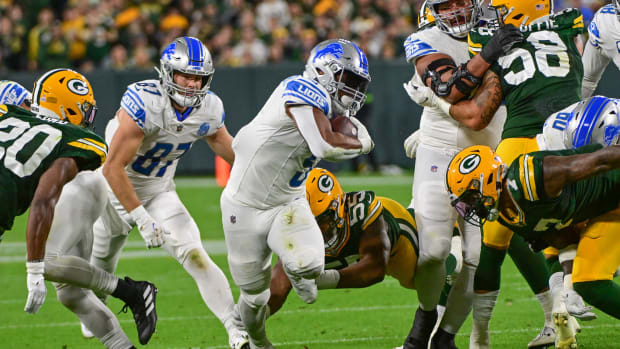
[317,174,334,193]
[459,154,480,174]
[67,79,89,96]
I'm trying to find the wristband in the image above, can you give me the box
[436,97,452,116]
[26,261,45,274]
[316,269,340,289]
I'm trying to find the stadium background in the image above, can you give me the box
[2,0,619,174]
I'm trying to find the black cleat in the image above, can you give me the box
[120,277,158,345]
[402,307,438,349]
[430,327,458,349]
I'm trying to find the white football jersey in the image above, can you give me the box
[404,27,505,151]
[537,103,576,151]
[107,79,224,199]
[225,75,332,208]
[587,5,620,70]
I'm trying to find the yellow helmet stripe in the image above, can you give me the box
[67,139,108,164]
[362,199,383,230]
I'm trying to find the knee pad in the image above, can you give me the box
[240,288,270,309]
[419,235,452,265]
[282,248,324,279]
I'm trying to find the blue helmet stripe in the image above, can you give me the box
[351,42,369,75]
[184,37,203,68]
[573,97,609,148]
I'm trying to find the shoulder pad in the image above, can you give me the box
[282,76,330,115]
[120,80,163,129]
[403,31,439,62]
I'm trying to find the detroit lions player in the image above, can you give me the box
[221,38,373,349]
[582,1,620,98]
[88,37,249,349]
[400,1,522,347]
[0,80,31,108]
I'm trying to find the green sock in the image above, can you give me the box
[546,255,561,274]
[574,280,620,319]
[507,233,550,293]
[474,244,506,291]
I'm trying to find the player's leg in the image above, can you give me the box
[268,198,324,305]
[267,259,293,316]
[572,211,620,319]
[222,192,274,349]
[406,144,459,348]
[557,246,597,320]
[148,190,248,348]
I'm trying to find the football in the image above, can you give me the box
[330,115,358,137]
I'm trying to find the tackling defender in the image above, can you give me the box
[0,69,158,347]
[221,39,373,349]
[88,36,249,349]
[400,0,522,347]
[581,1,620,98]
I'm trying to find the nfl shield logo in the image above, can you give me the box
[230,215,236,224]
[176,124,184,132]
[431,165,438,173]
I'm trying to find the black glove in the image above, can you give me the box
[480,24,524,63]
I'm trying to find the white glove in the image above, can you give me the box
[350,117,374,154]
[25,261,46,314]
[404,129,421,159]
[129,205,165,249]
[403,74,452,115]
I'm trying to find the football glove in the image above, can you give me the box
[404,129,421,159]
[350,117,374,154]
[129,205,166,249]
[25,261,46,314]
[480,24,523,63]
[403,75,452,115]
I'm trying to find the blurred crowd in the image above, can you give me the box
[0,0,611,73]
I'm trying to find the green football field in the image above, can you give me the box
[1,174,618,348]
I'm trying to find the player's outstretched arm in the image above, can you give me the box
[267,259,293,316]
[447,70,504,131]
[325,216,391,289]
[24,157,79,314]
[543,144,620,198]
[205,125,234,164]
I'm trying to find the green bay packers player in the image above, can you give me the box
[446,144,620,323]
[0,68,158,347]
[405,1,586,348]
[267,168,462,348]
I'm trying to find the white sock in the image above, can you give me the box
[182,248,235,325]
[564,273,573,290]
[549,272,566,312]
[535,290,554,327]
[440,264,476,334]
[470,290,499,348]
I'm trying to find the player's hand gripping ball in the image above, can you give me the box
[330,115,358,138]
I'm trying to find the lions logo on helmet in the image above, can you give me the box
[157,36,215,108]
[563,96,620,149]
[446,145,505,226]
[31,69,97,129]
[304,39,371,117]
[490,0,553,27]
[306,168,348,255]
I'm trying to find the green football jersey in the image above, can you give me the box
[0,104,107,234]
[324,191,420,270]
[499,144,620,241]
[468,9,585,139]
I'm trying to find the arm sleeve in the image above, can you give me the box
[290,105,359,160]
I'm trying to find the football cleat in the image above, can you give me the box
[120,277,158,345]
[228,327,250,349]
[527,325,556,348]
[402,307,438,349]
[249,339,275,349]
[565,290,597,321]
[430,327,458,349]
[554,312,580,349]
[80,322,95,339]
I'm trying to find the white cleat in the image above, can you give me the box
[554,312,580,349]
[527,326,556,348]
[565,290,597,321]
[289,275,318,304]
[228,327,250,349]
[249,339,275,349]
[80,322,95,339]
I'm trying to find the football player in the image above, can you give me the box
[267,169,462,334]
[582,1,620,98]
[1,69,158,347]
[445,141,620,323]
[0,80,31,108]
[221,38,373,349]
[88,37,249,349]
[406,1,586,347]
[400,1,522,347]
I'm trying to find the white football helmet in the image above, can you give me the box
[157,36,214,107]
[427,0,482,38]
[304,39,370,117]
[564,96,620,149]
